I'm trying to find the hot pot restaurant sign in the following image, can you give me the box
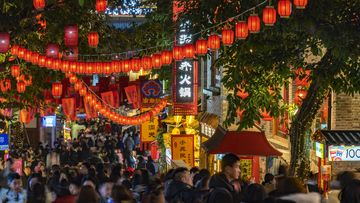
[175,60,194,103]
[329,145,360,161]
[171,134,194,167]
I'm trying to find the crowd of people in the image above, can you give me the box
[0,127,359,203]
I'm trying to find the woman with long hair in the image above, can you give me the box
[76,185,99,203]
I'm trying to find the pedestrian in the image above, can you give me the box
[339,179,360,203]
[0,172,27,203]
[111,184,135,203]
[242,183,267,203]
[76,185,100,203]
[277,177,321,203]
[263,173,276,194]
[165,167,195,203]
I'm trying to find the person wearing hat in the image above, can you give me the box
[0,172,27,203]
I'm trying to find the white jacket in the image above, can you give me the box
[280,192,322,203]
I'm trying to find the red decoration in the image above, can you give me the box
[96,0,107,13]
[295,68,311,86]
[278,0,292,18]
[10,45,19,56]
[131,58,141,72]
[161,50,173,66]
[141,56,152,70]
[262,6,277,26]
[195,39,208,56]
[294,89,307,104]
[11,65,20,78]
[222,29,234,46]
[123,60,130,72]
[235,21,249,40]
[31,52,39,64]
[88,31,99,48]
[33,0,45,10]
[64,25,78,47]
[17,81,26,93]
[184,44,195,58]
[152,53,162,69]
[237,88,249,99]
[207,34,221,50]
[69,75,78,84]
[24,75,32,86]
[248,14,261,33]
[173,46,184,61]
[24,51,32,62]
[261,109,273,121]
[0,79,11,93]
[52,82,63,99]
[0,33,10,53]
[294,0,308,9]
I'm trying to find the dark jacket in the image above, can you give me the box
[165,180,195,203]
[208,173,239,203]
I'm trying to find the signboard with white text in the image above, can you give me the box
[175,60,194,103]
[328,145,360,161]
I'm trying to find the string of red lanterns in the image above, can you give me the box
[51,73,168,125]
[9,0,307,75]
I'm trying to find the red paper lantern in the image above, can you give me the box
[195,39,208,56]
[103,62,112,74]
[207,34,221,50]
[294,0,308,9]
[46,43,59,58]
[38,55,46,67]
[235,21,249,40]
[24,75,32,86]
[294,89,307,104]
[11,65,20,78]
[161,50,172,66]
[64,25,78,47]
[52,82,63,99]
[18,47,25,59]
[261,109,273,121]
[278,0,292,18]
[45,57,53,68]
[262,6,277,26]
[11,45,19,56]
[69,75,78,84]
[131,58,141,72]
[248,14,261,33]
[74,82,82,91]
[88,31,99,48]
[152,53,162,69]
[33,0,45,10]
[96,0,107,13]
[141,56,152,70]
[184,44,195,58]
[61,60,70,72]
[24,50,32,62]
[173,46,184,61]
[95,62,103,74]
[222,29,234,46]
[123,60,130,72]
[0,33,10,53]
[79,87,87,96]
[31,52,39,64]
[17,81,26,93]
[86,62,94,74]
[0,79,11,93]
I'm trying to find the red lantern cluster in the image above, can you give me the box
[278,0,292,18]
[195,39,207,56]
[52,82,63,99]
[262,6,277,26]
[0,33,10,53]
[33,0,45,10]
[184,44,195,58]
[152,53,162,69]
[161,50,172,66]
[64,25,78,47]
[173,46,184,61]
[88,32,99,48]
[11,65,20,78]
[17,81,26,93]
[96,0,107,13]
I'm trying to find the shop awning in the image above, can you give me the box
[202,126,282,156]
[317,130,360,145]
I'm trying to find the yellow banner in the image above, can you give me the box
[140,108,158,142]
[171,134,194,167]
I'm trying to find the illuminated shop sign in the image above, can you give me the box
[176,60,194,103]
[329,145,360,161]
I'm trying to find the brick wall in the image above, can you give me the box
[333,93,360,130]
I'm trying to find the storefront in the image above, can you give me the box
[202,126,282,182]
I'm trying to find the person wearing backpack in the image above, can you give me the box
[208,153,241,203]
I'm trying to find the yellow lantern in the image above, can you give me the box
[173,115,182,124]
[186,115,195,125]
[172,127,180,135]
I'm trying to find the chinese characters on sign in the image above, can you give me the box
[171,134,194,167]
[140,108,158,142]
[176,60,194,103]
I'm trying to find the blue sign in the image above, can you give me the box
[0,134,9,150]
[42,116,56,127]
[141,80,162,98]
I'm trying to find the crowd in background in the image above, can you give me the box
[0,126,359,203]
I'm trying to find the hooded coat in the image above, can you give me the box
[165,180,195,203]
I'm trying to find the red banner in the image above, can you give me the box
[62,97,76,120]
[125,85,140,109]
[101,91,114,107]
[113,91,120,108]
[84,98,97,119]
